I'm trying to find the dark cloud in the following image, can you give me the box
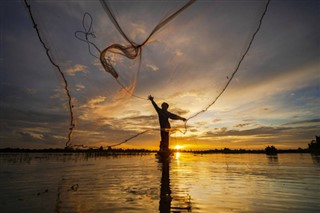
[71,117,153,147]
[124,115,157,123]
[207,126,290,137]
[0,106,66,124]
[170,107,189,116]
[205,125,319,143]
[234,123,251,128]
[18,132,36,142]
[243,118,256,122]
[283,119,320,126]
[17,131,54,143]
[97,115,159,129]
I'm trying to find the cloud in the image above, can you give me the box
[220,64,319,109]
[169,90,206,99]
[170,107,189,116]
[120,115,158,130]
[283,119,320,126]
[18,131,39,142]
[130,22,147,42]
[243,118,256,122]
[146,63,159,72]
[77,91,136,122]
[70,116,153,147]
[25,87,37,94]
[49,87,64,100]
[66,64,88,76]
[19,132,44,141]
[75,83,85,91]
[195,121,208,126]
[1,106,66,124]
[233,123,251,128]
[205,124,319,141]
[82,96,106,109]
[174,49,183,57]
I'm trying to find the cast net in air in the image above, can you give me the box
[24,0,270,149]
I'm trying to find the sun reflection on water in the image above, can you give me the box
[175,152,181,160]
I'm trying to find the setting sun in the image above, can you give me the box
[174,145,183,150]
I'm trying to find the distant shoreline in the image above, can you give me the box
[0,147,313,154]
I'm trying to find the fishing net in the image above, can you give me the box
[22,0,271,149]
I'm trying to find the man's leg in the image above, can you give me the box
[160,131,169,151]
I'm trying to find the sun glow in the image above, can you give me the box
[174,145,184,150]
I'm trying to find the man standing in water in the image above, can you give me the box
[148,95,186,153]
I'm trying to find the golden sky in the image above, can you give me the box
[1,0,319,150]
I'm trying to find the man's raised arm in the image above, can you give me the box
[148,95,160,112]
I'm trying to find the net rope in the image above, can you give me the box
[24,0,75,147]
[106,0,271,147]
[25,0,271,149]
[76,0,197,100]
[186,0,271,122]
[73,0,198,148]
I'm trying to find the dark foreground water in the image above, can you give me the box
[0,153,319,213]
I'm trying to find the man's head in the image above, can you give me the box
[161,102,169,110]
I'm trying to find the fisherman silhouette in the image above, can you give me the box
[148,95,186,153]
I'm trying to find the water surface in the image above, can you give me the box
[0,153,319,212]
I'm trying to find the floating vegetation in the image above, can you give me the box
[265,145,278,156]
[308,136,320,155]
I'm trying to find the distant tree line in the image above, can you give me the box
[183,147,309,154]
[1,136,319,155]
[0,147,154,155]
[0,147,311,154]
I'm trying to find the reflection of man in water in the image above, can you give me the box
[148,95,186,152]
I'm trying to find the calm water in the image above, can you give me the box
[0,153,319,213]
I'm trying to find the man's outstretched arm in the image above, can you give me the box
[169,113,187,122]
[148,95,160,112]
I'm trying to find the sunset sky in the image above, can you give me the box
[1,0,319,150]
